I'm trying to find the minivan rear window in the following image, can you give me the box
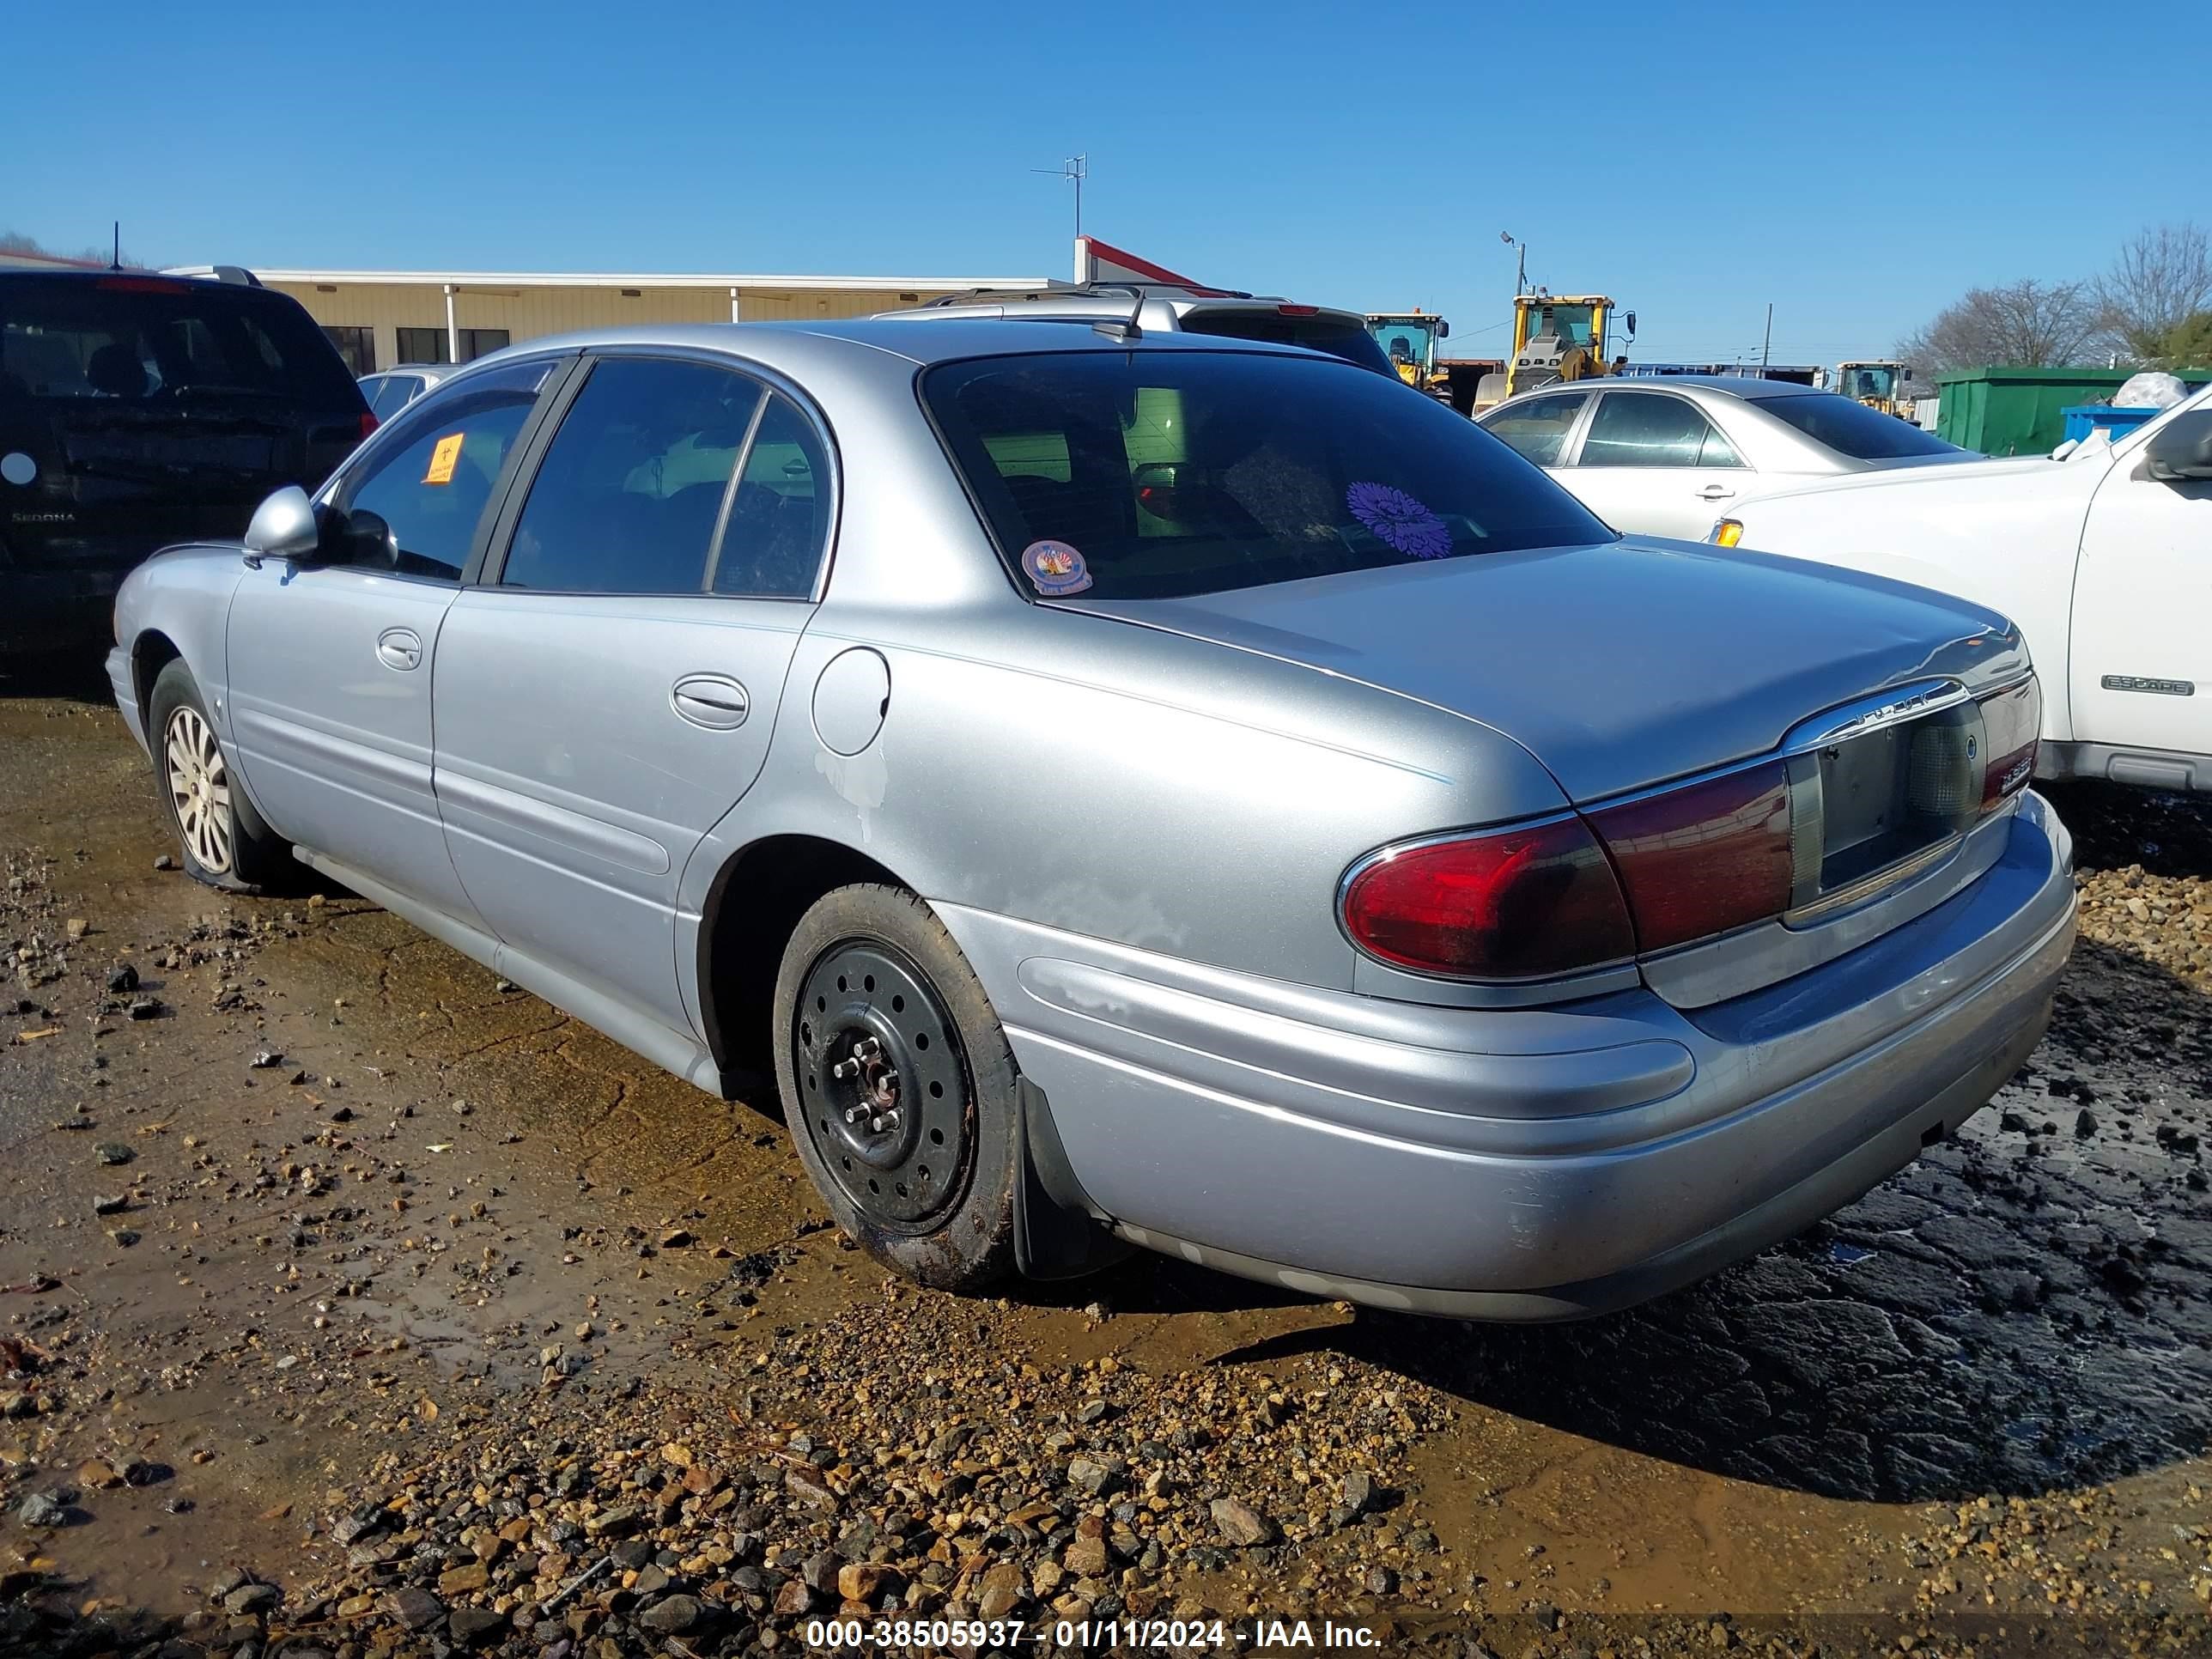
[924,349,1611,600]
[1174,310,1397,377]
[0,276,361,410]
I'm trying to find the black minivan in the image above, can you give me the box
[0,270,372,654]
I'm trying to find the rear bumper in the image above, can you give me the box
[940,791,2075,1320]
[0,564,125,654]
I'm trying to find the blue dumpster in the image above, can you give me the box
[2061,405,2160,443]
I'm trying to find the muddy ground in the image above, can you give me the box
[0,662,2207,1658]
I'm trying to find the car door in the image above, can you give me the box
[1480,390,1593,477]
[1562,388,1749,538]
[2067,426,2212,766]
[430,350,832,1036]
[224,356,569,922]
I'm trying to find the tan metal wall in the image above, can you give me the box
[268,281,927,372]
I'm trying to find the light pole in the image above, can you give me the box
[1501,231,1529,295]
[1034,155,1089,241]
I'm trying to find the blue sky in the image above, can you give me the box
[7,0,2206,367]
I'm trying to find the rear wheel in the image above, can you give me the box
[774,884,1018,1291]
[148,659,289,892]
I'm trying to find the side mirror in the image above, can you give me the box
[2143,409,2212,483]
[242,485,321,562]
[1437,320,1450,340]
[1623,311,1638,338]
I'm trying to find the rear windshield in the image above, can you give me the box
[1174,309,1397,377]
[924,349,1612,600]
[1749,391,1960,460]
[0,276,362,411]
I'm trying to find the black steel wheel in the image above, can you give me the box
[793,939,973,1232]
[774,884,1019,1291]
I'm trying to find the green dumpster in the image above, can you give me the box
[1936,367,2212,457]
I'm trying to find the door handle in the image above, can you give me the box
[1697,484,1737,501]
[671,673,749,730]
[376,627,423,672]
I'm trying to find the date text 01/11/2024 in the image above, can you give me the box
[804,1617,1385,1650]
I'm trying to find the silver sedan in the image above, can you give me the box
[105,320,2073,1319]
[1480,375,1971,539]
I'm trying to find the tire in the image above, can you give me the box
[774,884,1018,1292]
[147,659,291,893]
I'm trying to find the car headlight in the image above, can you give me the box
[1710,519,1744,547]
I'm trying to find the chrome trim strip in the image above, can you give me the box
[1784,678,1971,749]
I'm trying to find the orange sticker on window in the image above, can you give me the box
[423,432,465,485]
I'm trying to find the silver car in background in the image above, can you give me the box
[357,361,465,422]
[105,319,2073,1319]
[1480,375,1972,539]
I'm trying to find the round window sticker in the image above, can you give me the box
[1021,539,1092,596]
[0,452,35,488]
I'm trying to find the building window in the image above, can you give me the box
[321,325,374,376]
[394,326,512,366]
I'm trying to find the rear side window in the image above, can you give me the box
[924,349,1610,600]
[368,375,421,418]
[710,393,831,597]
[0,276,362,410]
[503,356,764,594]
[1580,392,1742,468]
[1484,392,1589,467]
[331,360,556,580]
[1176,310,1397,377]
[1749,392,1960,459]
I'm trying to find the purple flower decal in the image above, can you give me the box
[1346,482,1450,559]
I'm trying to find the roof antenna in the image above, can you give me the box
[112,222,122,270]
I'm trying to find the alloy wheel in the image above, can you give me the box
[163,705,234,876]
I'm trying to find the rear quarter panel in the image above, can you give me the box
[678,594,1571,994]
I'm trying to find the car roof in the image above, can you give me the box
[1613,374,1824,397]
[486,317,1331,374]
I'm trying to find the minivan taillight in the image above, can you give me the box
[1340,817,1634,980]
[1584,760,1808,952]
[360,410,380,441]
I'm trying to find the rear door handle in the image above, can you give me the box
[1697,483,1737,501]
[671,673,749,730]
[376,627,423,671]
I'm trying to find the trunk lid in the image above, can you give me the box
[1066,536,2027,802]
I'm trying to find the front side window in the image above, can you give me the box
[368,375,421,418]
[1580,392,1742,469]
[501,356,774,595]
[924,349,1611,601]
[329,360,555,580]
[1484,391,1589,467]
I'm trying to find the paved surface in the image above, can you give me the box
[1,660,2207,1654]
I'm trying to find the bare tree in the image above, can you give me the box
[1896,277,2102,372]
[2095,222,2212,362]
[0,228,149,268]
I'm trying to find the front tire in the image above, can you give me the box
[774,884,1018,1292]
[148,659,289,892]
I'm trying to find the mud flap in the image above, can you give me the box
[1013,1078,1131,1280]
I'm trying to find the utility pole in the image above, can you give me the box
[1761,302,1773,368]
[1034,155,1088,241]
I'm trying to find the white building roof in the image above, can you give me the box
[252,269,1049,292]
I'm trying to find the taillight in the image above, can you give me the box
[1340,817,1634,980]
[1277,304,1321,317]
[360,410,380,441]
[1584,760,1809,952]
[1977,678,2039,812]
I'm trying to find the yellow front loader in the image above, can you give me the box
[1472,293,1634,412]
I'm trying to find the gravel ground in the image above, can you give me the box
[0,683,2208,1658]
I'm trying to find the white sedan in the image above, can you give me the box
[1478,375,1972,539]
